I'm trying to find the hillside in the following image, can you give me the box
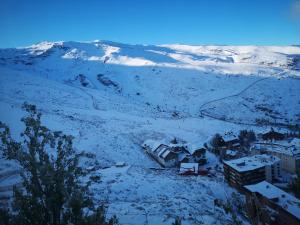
[0,40,300,224]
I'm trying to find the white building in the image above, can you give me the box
[251,138,300,173]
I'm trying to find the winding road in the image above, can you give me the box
[198,70,292,128]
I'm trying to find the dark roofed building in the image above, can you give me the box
[262,129,285,141]
[192,148,207,165]
[244,181,300,225]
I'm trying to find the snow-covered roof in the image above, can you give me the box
[222,133,238,142]
[223,154,280,172]
[290,138,300,147]
[180,163,199,173]
[153,144,176,160]
[142,139,166,152]
[226,149,237,156]
[184,143,204,154]
[155,145,169,156]
[178,152,190,162]
[244,181,300,220]
[160,149,171,159]
[253,143,300,159]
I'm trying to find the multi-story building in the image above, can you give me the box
[244,181,300,225]
[251,139,300,174]
[223,154,281,190]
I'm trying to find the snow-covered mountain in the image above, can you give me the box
[0,40,300,224]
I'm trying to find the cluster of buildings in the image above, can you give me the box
[210,133,245,160]
[141,131,300,224]
[222,134,300,225]
[142,139,206,168]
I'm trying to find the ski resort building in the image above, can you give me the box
[186,145,207,165]
[244,181,300,225]
[222,136,240,150]
[142,140,206,168]
[261,129,285,141]
[223,154,281,190]
[251,140,300,174]
[142,141,178,167]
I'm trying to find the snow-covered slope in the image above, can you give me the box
[0,40,300,224]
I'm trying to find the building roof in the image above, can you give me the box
[253,142,300,159]
[179,163,199,174]
[222,133,238,142]
[155,145,170,158]
[184,143,204,154]
[290,138,300,147]
[223,154,280,172]
[226,149,238,156]
[178,152,190,162]
[143,139,206,161]
[192,148,206,157]
[244,181,300,220]
[262,130,285,140]
[142,139,165,152]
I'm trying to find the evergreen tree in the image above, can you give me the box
[238,130,256,148]
[210,133,225,154]
[0,103,117,225]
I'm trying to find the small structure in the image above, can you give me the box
[179,163,199,175]
[223,154,281,190]
[244,181,300,225]
[115,162,126,167]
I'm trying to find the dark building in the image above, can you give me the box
[223,154,281,190]
[262,129,285,141]
[244,181,300,225]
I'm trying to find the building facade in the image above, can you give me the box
[223,154,281,189]
[244,181,300,225]
[251,141,300,174]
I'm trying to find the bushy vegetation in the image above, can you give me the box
[0,103,117,225]
[210,133,225,150]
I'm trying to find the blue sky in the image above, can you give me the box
[0,0,299,47]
